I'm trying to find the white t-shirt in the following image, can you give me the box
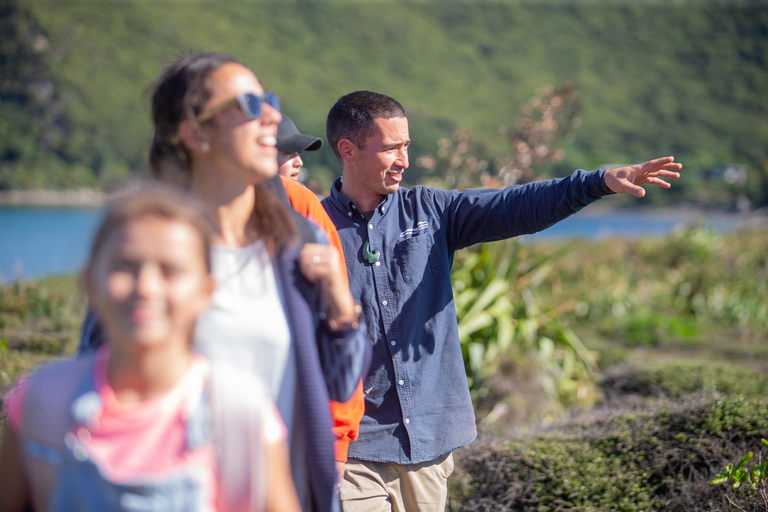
[194,240,296,433]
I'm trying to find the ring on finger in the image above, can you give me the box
[312,255,322,265]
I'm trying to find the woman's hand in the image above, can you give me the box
[298,244,357,329]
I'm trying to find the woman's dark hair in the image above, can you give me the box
[149,52,238,175]
[148,52,295,253]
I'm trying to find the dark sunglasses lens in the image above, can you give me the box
[241,93,263,119]
[264,92,281,112]
[241,93,280,119]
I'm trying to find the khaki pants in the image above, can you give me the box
[340,453,454,512]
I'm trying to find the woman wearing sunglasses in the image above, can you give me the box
[80,53,368,512]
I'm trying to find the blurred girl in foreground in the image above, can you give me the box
[0,190,300,511]
[79,52,368,512]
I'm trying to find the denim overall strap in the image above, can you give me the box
[45,362,211,512]
[276,246,337,512]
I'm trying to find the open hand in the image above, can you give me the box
[604,156,682,198]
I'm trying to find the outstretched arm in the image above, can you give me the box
[604,156,682,197]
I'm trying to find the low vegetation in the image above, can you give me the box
[1,226,766,510]
[452,392,768,511]
[0,276,84,398]
[447,225,767,510]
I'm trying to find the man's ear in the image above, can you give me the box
[178,120,210,153]
[337,139,356,163]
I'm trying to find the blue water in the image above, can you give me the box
[522,210,740,241]
[0,206,759,281]
[0,207,104,281]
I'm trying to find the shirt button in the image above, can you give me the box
[351,204,357,209]
[381,207,386,213]
[347,212,352,217]
[405,418,410,424]
[398,379,404,385]
[381,300,388,306]
[368,223,374,229]
[391,340,396,346]
[375,261,381,267]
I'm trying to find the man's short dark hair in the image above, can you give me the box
[326,91,407,161]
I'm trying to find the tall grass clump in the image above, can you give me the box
[452,240,599,414]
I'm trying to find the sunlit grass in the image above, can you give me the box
[0,275,84,396]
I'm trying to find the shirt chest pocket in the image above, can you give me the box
[394,234,435,284]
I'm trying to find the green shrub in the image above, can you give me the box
[452,240,599,409]
[454,397,768,511]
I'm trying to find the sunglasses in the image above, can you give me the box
[196,92,280,123]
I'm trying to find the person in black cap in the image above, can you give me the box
[277,114,323,181]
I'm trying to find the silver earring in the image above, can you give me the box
[201,142,210,152]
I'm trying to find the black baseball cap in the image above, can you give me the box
[276,115,323,153]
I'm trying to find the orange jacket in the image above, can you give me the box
[281,176,364,462]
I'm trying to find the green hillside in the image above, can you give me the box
[2,0,768,204]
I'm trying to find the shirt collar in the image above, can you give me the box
[329,177,391,217]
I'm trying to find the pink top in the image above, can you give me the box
[5,347,285,510]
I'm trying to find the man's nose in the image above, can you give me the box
[295,154,303,167]
[396,147,409,169]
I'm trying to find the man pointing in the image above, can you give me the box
[321,90,681,511]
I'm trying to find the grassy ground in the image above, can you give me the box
[0,275,85,430]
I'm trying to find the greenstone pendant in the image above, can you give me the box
[362,239,380,264]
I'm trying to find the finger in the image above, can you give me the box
[644,170,680,179]
[298,260,318,281]
[615,179,646,197]
[654,170,681,179]
[298,254,325,282]
[659,163,682,171]
[638,156,675,173]
[645,177,671,188]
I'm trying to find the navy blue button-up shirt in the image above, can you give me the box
[322,169,613,464]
